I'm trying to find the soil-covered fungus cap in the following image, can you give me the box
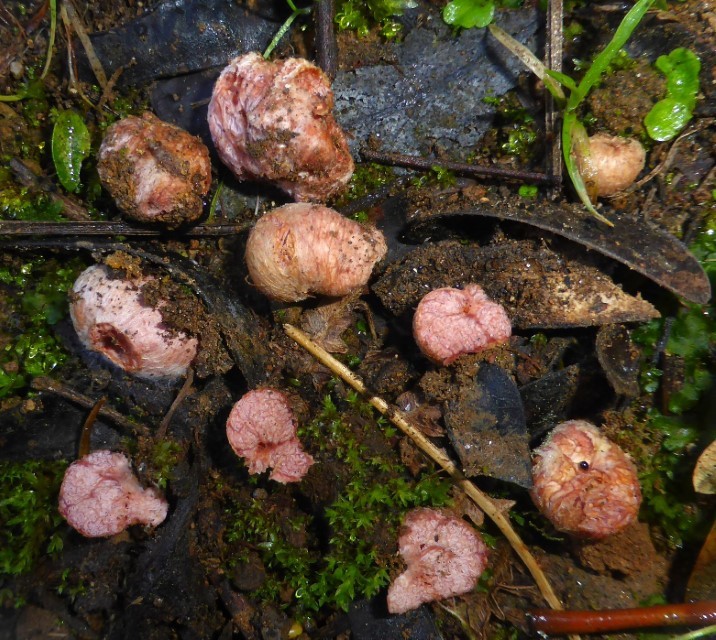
[97,112,211,228]
[208,52,354,202]
[531,420,642,539]
[578,133,646,197]
[226,388,314,483]
[387,508,489,614]
[59,450,168,538]
[412,284,512,365]
[69,264,198,379]
[245,203,387,302]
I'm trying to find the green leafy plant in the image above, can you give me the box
[0,459,68,577]
[51,110,91,193]
[644,48,701,142]
[489,0,657,225]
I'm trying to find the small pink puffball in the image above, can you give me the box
[226,388,314,483]
[412,284,512,366]
[245,203,387,302]
[387,508,489,614]
[97,112,211,228]
[530,420,642,539]
[580,133,646,197]
[59,450,168,538]
[207,52,354,202]
[70,264,198,379]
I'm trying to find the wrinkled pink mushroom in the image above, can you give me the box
[412,284,512,365]
[59,450,168,538]
[98,112,211,228]
[245,203,387,302]
[207,52,353,202]
[70,264,198,379]
[531,420,642,539]
[577,133,646,197]
[387,508,489,614]
[226,388,314,483]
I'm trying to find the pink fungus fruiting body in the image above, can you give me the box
[387,508,489,614]
[70,264,198,379]
[207,52,354,202]
[97,112,211,227]
[58,450,168,538]
[226,388,314,483]
[578,133,646,197]
[412,284,512,365]
[245,203,387,302]
[530,420,642,539]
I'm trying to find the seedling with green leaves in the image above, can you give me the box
[489,0,658,225]
[644,47,701,142]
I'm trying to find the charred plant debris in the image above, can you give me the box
[0,0,714,637]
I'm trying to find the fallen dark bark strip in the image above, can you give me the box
[0,219,251,236]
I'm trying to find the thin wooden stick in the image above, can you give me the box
[284,323,567,615]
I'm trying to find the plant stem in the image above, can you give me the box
[672,624,716,640]
[263,0,312,60]
[284,324,571,622]
[40,0,57,79]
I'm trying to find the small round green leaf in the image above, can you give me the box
[51,110,91,193]
[644,97,693,142]
[442,0,495,29]
[655,48,700,109]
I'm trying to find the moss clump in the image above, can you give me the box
[0,459,68,578]
[335,0,413,39]
[0,256,86,399]
[224,391,453,615]
[627,212,716,547]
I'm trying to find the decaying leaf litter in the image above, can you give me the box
[0,0,715,639]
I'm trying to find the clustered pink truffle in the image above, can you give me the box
[245,203,387,302]
[70,264,198,379]
[98,112,211,227]
[387,508,489,614]
[58,450,168,538]
[208,52,354,202]
[412,284,512,365]
[226,388,314,484]
[530,420,642,539]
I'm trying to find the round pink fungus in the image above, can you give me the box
[98,112,211,228]
[412,284,512,365]
[245,203,387,302]
[226,388,314,483]
[70,264,198,379]
[387,508,489,614]
[208,52,353,202]
[530,420,642,539]
[58,450,168,538]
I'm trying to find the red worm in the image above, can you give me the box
[527,601,716,635]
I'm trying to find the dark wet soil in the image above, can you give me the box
[0,1,714,639]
